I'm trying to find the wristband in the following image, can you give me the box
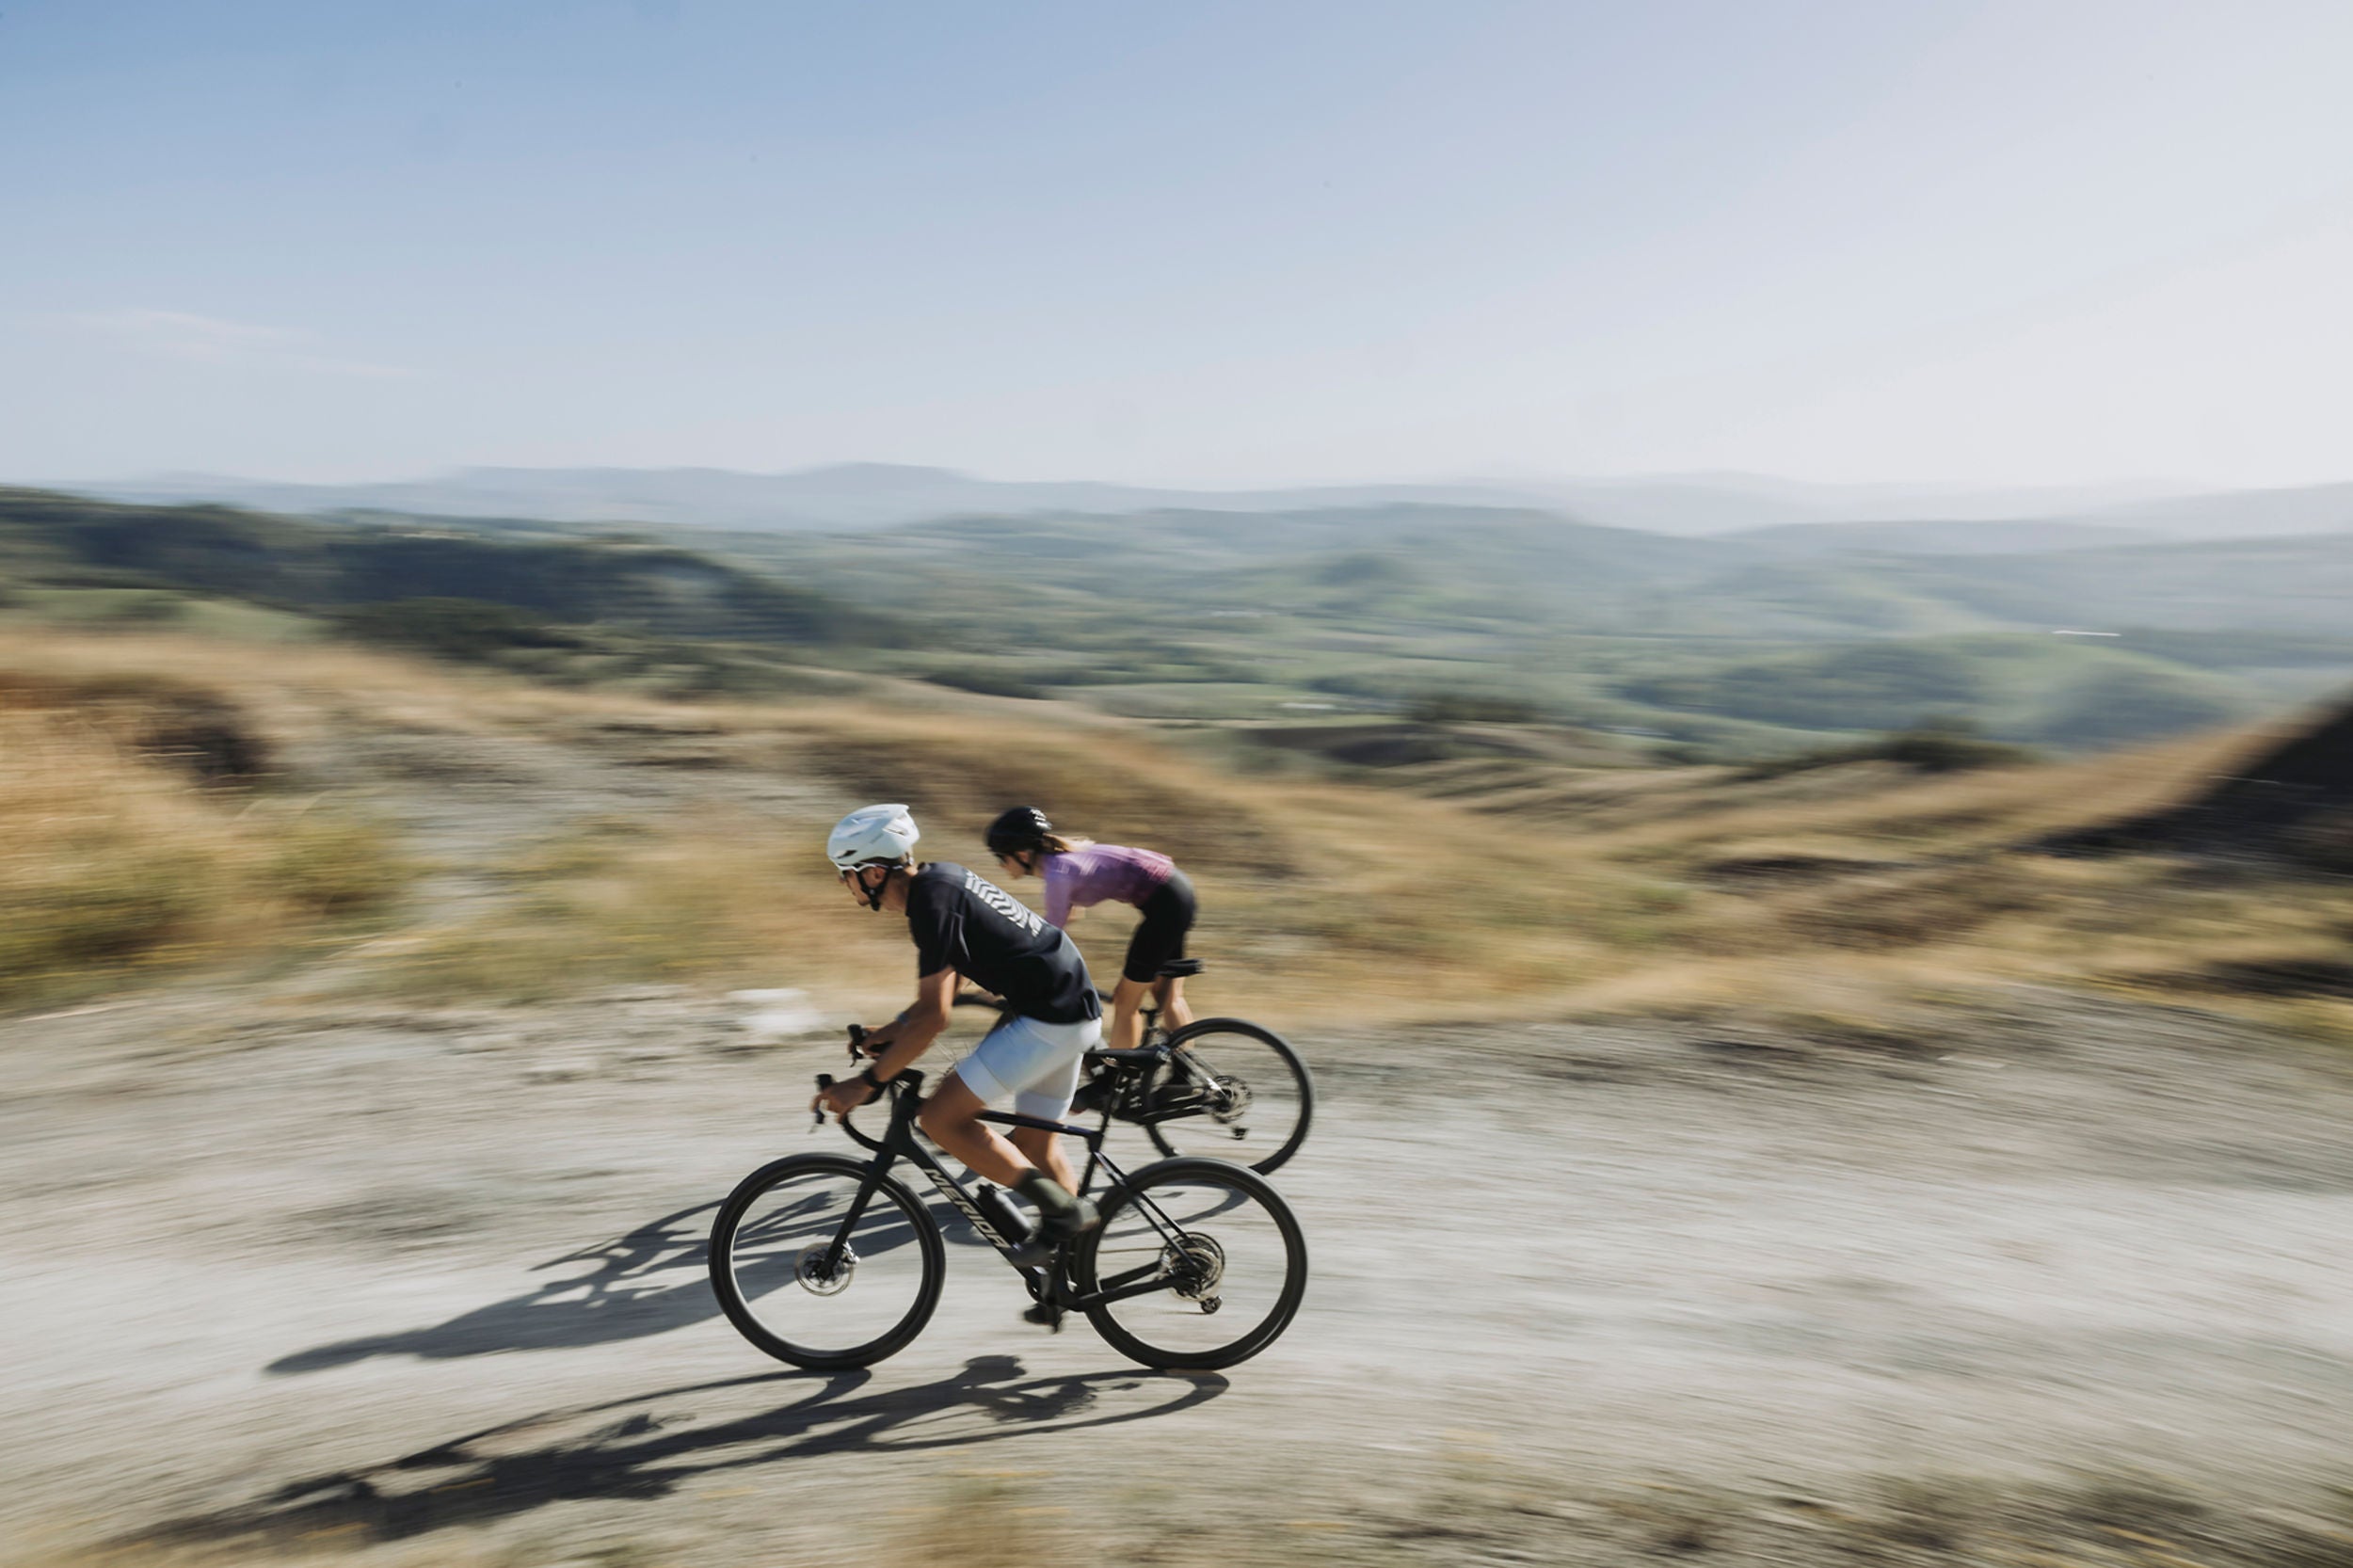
[858,1065,888,1094]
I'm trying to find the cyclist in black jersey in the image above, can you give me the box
[812,804,1099,1263]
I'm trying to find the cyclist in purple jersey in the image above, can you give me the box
[984,806,1198,1053]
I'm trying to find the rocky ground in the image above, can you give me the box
[7,978,2353,1567]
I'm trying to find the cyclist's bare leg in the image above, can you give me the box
[923,1074,1093,1264]
[918,1075,1033,1188]
[1107,976,1151,1052]
[1153,976,1193,1033]
[1007,1124,1079,1194]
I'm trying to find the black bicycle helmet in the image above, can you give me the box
[984,805,1053,855]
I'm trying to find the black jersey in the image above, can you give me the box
[904,862,1099,1025]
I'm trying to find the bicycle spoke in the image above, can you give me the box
[712,1158,939,1366]
[1078,1160,1306,1369]
[1137,1024,1313,1174]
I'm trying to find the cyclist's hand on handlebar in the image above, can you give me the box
[812,1074,875,1122]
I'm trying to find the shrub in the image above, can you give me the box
[265,808,408,917]
[1407,691,1542,725]
[332,598,584,661]
[2028,664,2241,748]
[923,668,1048,700]
[1623,643,1985,730]
[0,669,275,782]
[1738,717,2037,780]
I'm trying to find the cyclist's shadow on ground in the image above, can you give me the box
[268,1201,726,1373]
[142,1355,1227,1549]
[269,1197,1000,1375]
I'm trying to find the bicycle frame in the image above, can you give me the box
[816,1069,1204,1315]
[1132,994,1168,1048]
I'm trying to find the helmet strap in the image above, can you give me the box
[860,863,902,911]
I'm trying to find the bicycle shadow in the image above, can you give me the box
[270,1192,1025,1376]
[143,1355,1226,1548]
[268,1201,729,1373]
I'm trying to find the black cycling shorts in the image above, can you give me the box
[1121,868,1197,985]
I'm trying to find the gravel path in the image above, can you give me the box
[5,986,2351,1565]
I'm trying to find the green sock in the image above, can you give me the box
[1016,1171,1077,1219]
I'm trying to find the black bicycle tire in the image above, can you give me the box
[1073,1156,1308,1371]
[708,1152,945,1369]
[1140,1017,1315,1175]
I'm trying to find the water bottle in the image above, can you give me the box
[972,1184,1032,1248]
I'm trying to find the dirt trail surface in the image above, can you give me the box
[6,987,2353,1565]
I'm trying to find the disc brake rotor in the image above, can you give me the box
[795,1241,857,1296]
[1169,1051,1253,1124]
[1161,1233,1227,1302]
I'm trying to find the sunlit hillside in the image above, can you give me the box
[6,622,2345,1045]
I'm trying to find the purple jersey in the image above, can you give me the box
[1041,843,1175,929]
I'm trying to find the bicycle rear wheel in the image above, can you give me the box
[1140,1019,1314,1175]
[1073,1156,1306,1371]
[709,1153,943,1369]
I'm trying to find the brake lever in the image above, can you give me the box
[846,1023,869,1061]
[813,1072,834,1131]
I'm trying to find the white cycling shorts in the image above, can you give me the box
[951,1012,1100,1120]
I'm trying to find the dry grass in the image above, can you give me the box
[0,706,404,1010]
[19,1467,2353,1568]
[6,625,2346,1037]
[381,688,2353,1037]
[1542,728,2353,1039]
[352,698,1677,1017]
[369,807,910,1002]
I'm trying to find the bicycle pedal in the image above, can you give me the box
[1022,1302,1065,1333]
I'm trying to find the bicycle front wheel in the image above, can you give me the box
[709,1153,943,1369]
[1074,1157,1307,1371]
[1140,1019,1314,1175]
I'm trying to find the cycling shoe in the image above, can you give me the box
[1007,1196,1098,1269]
[1068,1072,1112,1116]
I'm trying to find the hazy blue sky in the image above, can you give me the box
[4,1,2348,488]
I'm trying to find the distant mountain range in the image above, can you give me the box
[1514,473,2201,536]
[68,463,2353,546]
[85,465,1554,535]
[1730,519,2166,555]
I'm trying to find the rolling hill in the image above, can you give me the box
[9,485,2351,757]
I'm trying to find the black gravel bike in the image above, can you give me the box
[708,1045,1308,1372]
[965,958,1315,1176]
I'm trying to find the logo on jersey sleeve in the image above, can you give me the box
[965,871,1046,936]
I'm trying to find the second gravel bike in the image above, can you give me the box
[964,958,1315,1176]
[708,1043,1308,1373]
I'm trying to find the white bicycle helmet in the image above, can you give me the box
[826,803,920,871]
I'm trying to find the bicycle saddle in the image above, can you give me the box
[1084,1047,1162,1066]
